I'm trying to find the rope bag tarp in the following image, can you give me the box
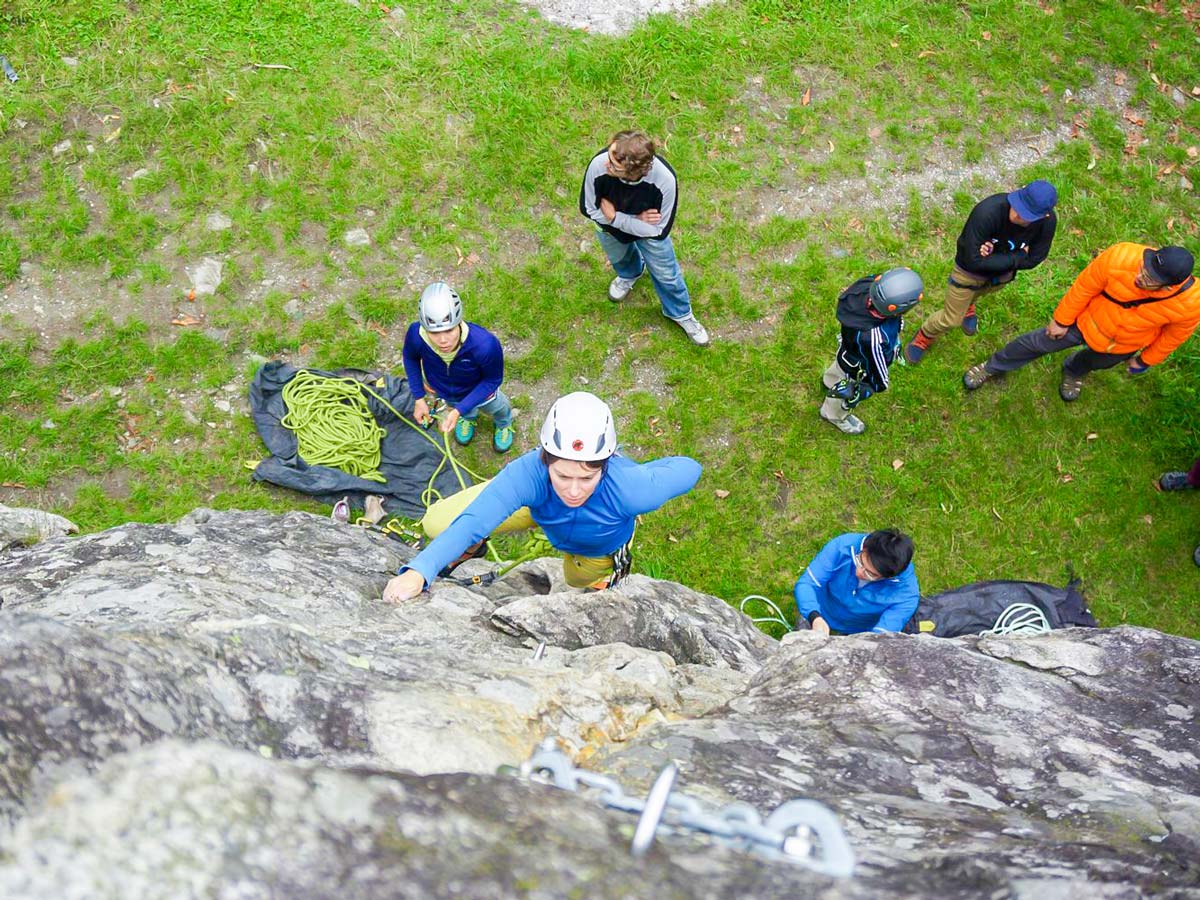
[249,361,470,517]
[903,579,1098,638]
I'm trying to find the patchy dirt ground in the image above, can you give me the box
[517,0,722,34]
[745,67,1137,224]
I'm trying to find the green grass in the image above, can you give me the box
[1,0,1198,636]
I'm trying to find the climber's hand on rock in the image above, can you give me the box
[383,570,426,603]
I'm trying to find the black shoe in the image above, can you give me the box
[438,539,489,576]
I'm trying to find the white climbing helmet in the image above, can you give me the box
[539,392,617,462]
[418,282,463,333]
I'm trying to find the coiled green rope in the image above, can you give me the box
[281,371,389,483]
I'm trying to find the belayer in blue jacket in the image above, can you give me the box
[402,281,515,453]
[383,392,701,601]
[792,530,920,635]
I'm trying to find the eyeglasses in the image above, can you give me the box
[851,547,884,581]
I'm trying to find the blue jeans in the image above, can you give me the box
[460,388,513,429]
[595,229,693,321]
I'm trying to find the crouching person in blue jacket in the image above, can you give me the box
[403,281,515,453]
[382,391,702,602]
[792,530,919,635]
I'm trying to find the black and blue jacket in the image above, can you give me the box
[833,275,902,399]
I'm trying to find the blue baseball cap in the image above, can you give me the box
[1007,180,1058,223]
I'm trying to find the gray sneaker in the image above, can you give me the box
[819,408,866,435]
[608,275,640,302]
[674,314,711,346]
[963,362,997,391]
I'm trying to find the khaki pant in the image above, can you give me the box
[918,266,1004,338]
[421,481,616,588]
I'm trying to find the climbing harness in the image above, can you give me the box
[508,739,855,877]
[984,602,1051,636]
[740,595,794,633]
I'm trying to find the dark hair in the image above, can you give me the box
[539,448,606,471]
[863,529,914,578]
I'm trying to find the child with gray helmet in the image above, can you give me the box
[820,268,924,435]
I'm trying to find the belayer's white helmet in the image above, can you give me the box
[419,282,463,333]
[539,392,617,462]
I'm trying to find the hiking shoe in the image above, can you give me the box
[962,302,978,336]
[674,314,711,346]
[962,362,996,390]
[1059,369,1085,402]
[608,274,640,301]
[903,329,933,365]
[1159,471,1194,491]
[492,425,514,453]
[819,409,866,435]
[454,417,476,445]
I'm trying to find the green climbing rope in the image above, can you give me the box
[281,371,389,483]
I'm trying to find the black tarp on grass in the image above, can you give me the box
[249,361,470,518]
[904,579,1099,637]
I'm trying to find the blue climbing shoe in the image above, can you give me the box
[962,302,978,336]
[454,417,476,445]
[493,426,514,453]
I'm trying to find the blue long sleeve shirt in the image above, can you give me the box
[792,533,919,634]
[401,322,504,415]
[403,449,702,587]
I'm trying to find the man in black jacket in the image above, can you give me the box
[904,180,1057,364]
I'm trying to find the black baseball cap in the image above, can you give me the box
[1143,246,1194,286]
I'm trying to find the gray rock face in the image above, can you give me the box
[1,509,1198,897]
[0,504,78,550]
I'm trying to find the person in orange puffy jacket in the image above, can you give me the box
[962,244,1198,401]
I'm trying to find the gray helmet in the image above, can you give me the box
[868,267,924,317]
[418,282,463,333]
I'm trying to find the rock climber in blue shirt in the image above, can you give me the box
[792,530,919,635]
[382,392,701,602]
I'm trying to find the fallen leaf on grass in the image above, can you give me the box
[667,534,679,543]
[828,140,834,152]
[992,507,1004,521]
[918,50,937,59]
[1114,71,1127,86]
[801,87,811,106]
[171,315,203,326]
[981,30,992,40]
[104,127,121,143]
[889,41,899,48]
[1143,515,1153,525]
[1,481,26,489]
[669,91,680,100]
[1086,432,1098,441]
[1087,157,1097,170]
[715,489,731,499]
[891,458,904,471]
[1188,147,1199,159]
[1059,473,1074,483]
